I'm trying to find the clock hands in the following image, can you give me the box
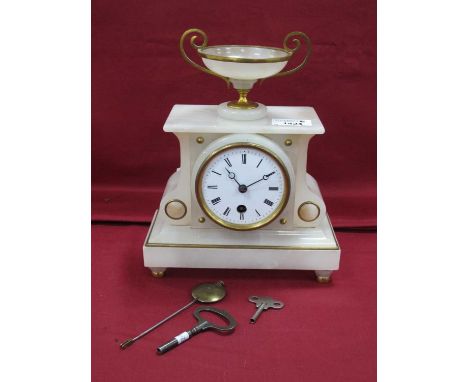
[246,172,276,188]
[225,167,241,186]
[225,168,275,193]
[225,168,248,193]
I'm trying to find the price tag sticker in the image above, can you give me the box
[175,332,190,344]
[272,119,312,127]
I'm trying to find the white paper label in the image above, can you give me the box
[175,332,190,344]
[272,118,312,127]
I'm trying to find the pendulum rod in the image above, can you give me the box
[119,299,197,349]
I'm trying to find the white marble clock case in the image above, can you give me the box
[143,105,340,281]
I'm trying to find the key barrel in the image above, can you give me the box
[157,338,180,354]
[250,303,266,323]
[157,322,208,354]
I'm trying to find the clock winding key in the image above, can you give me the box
[157,306,237,354]
[248,296,284,323]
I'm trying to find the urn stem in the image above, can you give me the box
[227,89,259,110]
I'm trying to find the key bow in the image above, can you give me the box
[249,296,284,309]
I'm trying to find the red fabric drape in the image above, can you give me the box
[92,0,376,228]
[92,226,376,382]
[92,1,376,381]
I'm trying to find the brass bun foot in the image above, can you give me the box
[150,267,167,278]
[314,270,333,283]
[316,275,332,283]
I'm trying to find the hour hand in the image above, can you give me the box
[225,167,241,186]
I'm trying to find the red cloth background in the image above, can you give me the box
[92,0,376,228]
[92,226,376,382]
[92,0,376,381]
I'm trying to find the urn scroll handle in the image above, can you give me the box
[179,28,230,87]
[263,31,312,81]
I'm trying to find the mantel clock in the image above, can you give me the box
[143,29,341,283]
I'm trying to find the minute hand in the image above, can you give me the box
[246,172,275,188]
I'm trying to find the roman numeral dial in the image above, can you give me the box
[197,144,290,230]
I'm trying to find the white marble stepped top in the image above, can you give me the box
[163,104,325,135]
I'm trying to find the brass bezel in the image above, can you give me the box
[198,45,292,63]
[298,201,321,222]
[164,199,187,220]
[195,142,291,231]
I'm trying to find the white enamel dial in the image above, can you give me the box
[196,144,290,230]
